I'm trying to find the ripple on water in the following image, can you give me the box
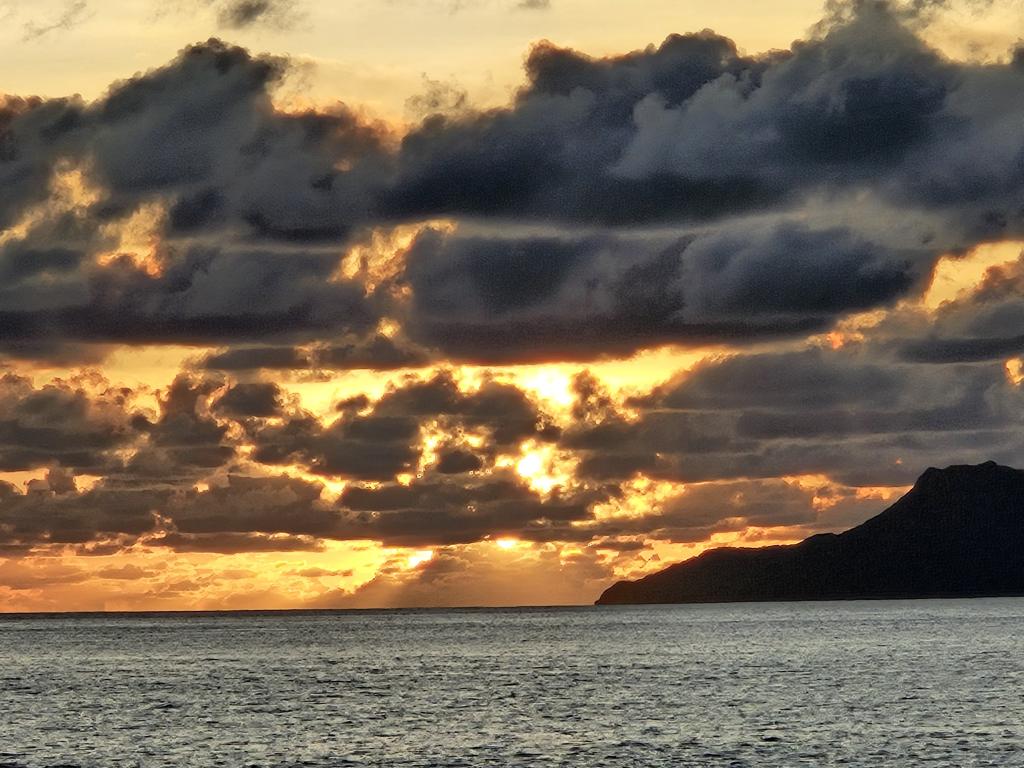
[0,600,1023,767]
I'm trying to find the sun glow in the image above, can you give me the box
[97,202,167,277]
[1006,358,1024,386]
[511,442,576,495]
[406,549,434,569]
[511,368,575,410]
[924,241,1024,308]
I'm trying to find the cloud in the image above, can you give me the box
[0,559,88,589]
[0,463,338,551]
[565,346,1024,487]
[0,95,84,232]
[128,374,235,475]
[0,42,389,362]
[405,77,470,120]
[5,7,1024,365]
[310,543,614,608]
[252,371,559,480]
[160,0,304,31]
[895,252,1024,362]
[0,374,139,473]
[22,0,90,41]
[391,0,551,15]
[335,472,603,546]
[166,474,339,537]
[151,531,324,554]
[201,335,429,372]
[96,564,158,580]
[213,381,284,417]
[400,223,927,363]
[577,478,888,544]
[8,2,1024,593]
[216,0,301,29]
[435,447,483,474]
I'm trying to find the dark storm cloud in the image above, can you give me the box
[1,350,994,553]
[894,253,1024,363]
[89,41,285,199]
[0,468,338,551]
[6,6,1024,363]
[152,531,323,554]
[252,371,558,480]
[8,0,1024,563]
[367,3,1024,361]
[0,95,83,230]
[81,39,387,243]
[900,334,1024,363]
[0,243,377,351]
[316,335,430,370]
[0,481,166,548]
[167,474,338,536]
[565,347,1024,487]
[380,30,779,226]
[335,473,603,546]
[201,335,429,372]
[401,224,926,362]
[202,346,312,371]
[561,478,886,545]
[0,446,604,556]
[252,413,422,481]
[129,375,234,473]
[0,40,389,360]
[435,447,483,474]
[0,212,94,286]
[615,9,954,188]
[380,2,1018,238]
[213,382,284,417]
[0,374,138,473]
[371,371,561,445]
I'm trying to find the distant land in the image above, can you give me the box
[596,462,1024,605]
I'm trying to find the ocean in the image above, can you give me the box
[1,599,1022,767]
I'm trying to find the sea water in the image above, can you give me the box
[1,599,1022,766]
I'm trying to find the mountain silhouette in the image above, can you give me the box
[596,461,1024,605]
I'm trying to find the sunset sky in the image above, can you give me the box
[2,0,1024,610]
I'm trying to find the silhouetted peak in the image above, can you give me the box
[912,461,1018,493]
[597,460,1024,605]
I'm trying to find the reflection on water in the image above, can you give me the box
[1,599,1023,766]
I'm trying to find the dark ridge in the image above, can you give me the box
[596,461,1024,605]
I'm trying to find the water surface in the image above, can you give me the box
[2,599,1023,766]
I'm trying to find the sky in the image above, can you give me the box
[2,0,1024,611]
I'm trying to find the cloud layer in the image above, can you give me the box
[4,0,1024,607]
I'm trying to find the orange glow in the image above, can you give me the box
[406,549,434,569]
[339,221,455,291]
[924,241,1024,308]
[510,441,576,495]
[7,3,1021,615]
[0,165,101,249]
[0,539,390,613]
[1006,359,1024,386]
[97,202,167,277]
[512,368,575,409]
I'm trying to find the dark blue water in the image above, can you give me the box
[1,600,1023,767]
